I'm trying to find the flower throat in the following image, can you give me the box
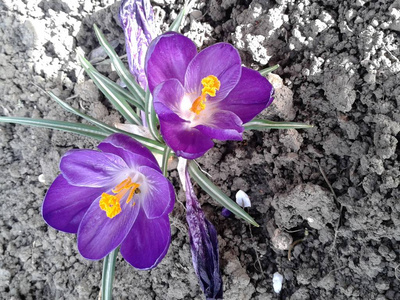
[190,75,220,115]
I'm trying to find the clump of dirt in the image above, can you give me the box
[1,0,399,299]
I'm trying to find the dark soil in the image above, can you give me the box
[1,0,399,299]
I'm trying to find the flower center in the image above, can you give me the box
[190,75,221,115]
[99,177,140,219]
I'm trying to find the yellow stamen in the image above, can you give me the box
[99,177,140,218]
[190,75,221,115]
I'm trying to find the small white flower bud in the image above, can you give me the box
[235,190,251,208]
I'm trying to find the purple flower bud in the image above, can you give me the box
[119,0,156,89]
[221,208,232,218]
[185,168,223,299]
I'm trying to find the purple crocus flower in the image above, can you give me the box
[120,0,156,88]
[146,32,274,159]
[42,133,175,269]
[185,167,223,299]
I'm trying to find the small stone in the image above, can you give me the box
[271,229,293,250]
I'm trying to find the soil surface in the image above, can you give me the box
[1,0,400,299]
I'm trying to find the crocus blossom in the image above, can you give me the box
[146,32,274,159]
[120,0,156,88]
[184,165,223,299]
[42,133,175,269]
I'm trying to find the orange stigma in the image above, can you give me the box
[99,177,140,219]
[190,75,220,115]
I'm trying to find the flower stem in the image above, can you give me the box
[101,248,118,300]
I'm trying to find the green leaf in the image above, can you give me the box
[162,146,172,177]
[0,116,165,155]
[101,248,118,300]
[188,161,259,227]
[244,119,314,130]
[93,24,145,104]
[145,89,162,142]
[259,64,280,76]
[169,0,195,32]
[0,117,108,140]
[48,92,166,154]
[78,51,145,112]
[48,91,119,134]
[124,132,166,155]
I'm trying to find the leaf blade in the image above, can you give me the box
[47,91,118,134]
[188,161,259,227]
[161,146,172,177]
[169,0,195,32]
[244,119,314,130]
[145,89,162,142]
[78,51,145,111]
[0,117,108,140]
[93,24,145,104]
[259,64,280,76]
[78,53,143,125]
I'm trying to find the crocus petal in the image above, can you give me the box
[221,208,232,218]
[159,118,214,159]
[236,190,251,208]
[42,175,103,233]
[195,110,243,141]
[185,168,223,299]
[120,0,156,88]
[185,43,241,102]
[120,210,171,269]
[77,194,140,260]
[145,32,197,92]
[60,150,128,188]
[153,79,187,121]
[98,133,160,172]
[218,67,274,123]
[138,166,175,219]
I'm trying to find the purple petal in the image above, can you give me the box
[185,168,223,299]
[219,67,274,123]
[60,149,128,188]
[159,118,214,159]
[98,133,160,172]
[120,210,171,269]
[42,175,103,233]
[145,32,197,92]
[221,208,232,218]
[153,79,187,122]
[195,110,243,141]
[138,166,175,219]
[166,178,176,215]
[120,0,156,88]
[77,192,140,260]
[185,43,241,102]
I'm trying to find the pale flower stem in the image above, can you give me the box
[101,248,118,300]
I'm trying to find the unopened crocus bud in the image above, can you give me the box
[221,208,232,218]
[119,0,156,88]
[185,166,223,299]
